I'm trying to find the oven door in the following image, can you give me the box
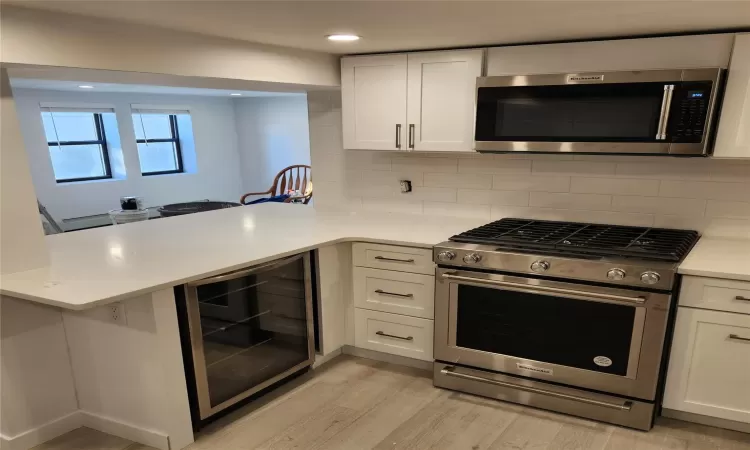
[434,267,672,400]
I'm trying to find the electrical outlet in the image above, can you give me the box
[400,180,412,193]
[109,302,126,325]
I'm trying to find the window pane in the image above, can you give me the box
[48,144,107,180]
[41,111,99,142]
[133,113,173,140]
[137,142,178,173]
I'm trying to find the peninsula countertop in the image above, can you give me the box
[0,204,484,310]
[677,236,750,282]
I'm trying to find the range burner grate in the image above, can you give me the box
[450,218,699,262]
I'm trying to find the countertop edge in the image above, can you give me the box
[676,267,750,282]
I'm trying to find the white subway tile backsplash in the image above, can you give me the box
[612,196,706,216]
[424,172,493,190]
[423,202,491,220]
[308,97,750,238]
[615,161,712,181]
[659,180,750,202]
[392,155,458,173]
[361,197,423,215]
[457,158,531,175]
[530,192,612,211]
[706,200,750,219]
[492,175,570,193]
[457,189,529,206]
[571,177,660,196]
[532,161,616,177]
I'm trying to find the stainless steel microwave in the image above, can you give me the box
[474,68,724,156]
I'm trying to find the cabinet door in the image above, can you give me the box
[714,34,750,158]
[406,49,484,152]
[341,54,407,150]
[663,307,750,423]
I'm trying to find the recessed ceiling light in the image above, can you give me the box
[327,34,360,42]
[78,85,94,89]
[230,93,242,96]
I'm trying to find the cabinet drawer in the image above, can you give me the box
[663,308,750,424]
[354,308,433,361]
[353,267,434,319]
[680,276,750,315]
[352,243,434,275]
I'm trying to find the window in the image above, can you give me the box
[42,109,112,182]
[132,111,185,175]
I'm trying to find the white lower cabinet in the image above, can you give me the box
[663,307,750,423]
[354,308,434,361]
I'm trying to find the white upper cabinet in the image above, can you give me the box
[406,49,483,152]
[342,50,483,152]
[714,34,750,159]
[341,54,408,150]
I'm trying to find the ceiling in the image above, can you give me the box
[9,78,305,97]
[7,1,750,54]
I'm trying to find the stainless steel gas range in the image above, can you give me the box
[432,218,700,430]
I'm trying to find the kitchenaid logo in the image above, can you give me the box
[567,74,604,82]
[516,363,553,375]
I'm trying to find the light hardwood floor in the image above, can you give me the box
[34,356,750,450]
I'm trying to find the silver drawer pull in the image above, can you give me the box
[729,334,750,342]
[735,296,750,302]
[374,289,414,298]
[375,331,413,341]
[440,366,632,411]
[374,256,415,263]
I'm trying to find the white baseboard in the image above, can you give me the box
[343,345,433,371]
[80,411,170,450]
[313,348,343,368]
[0,411,82,450]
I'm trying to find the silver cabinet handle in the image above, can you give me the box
[408,124,415,150]
[735,296,750,302]
[729,334,750,342]
[396,124,402,149]
[374,289,413,298]
[376,331,413,341]
[374,256,415,263]
[440,366,632,411]
[441,272,646,305]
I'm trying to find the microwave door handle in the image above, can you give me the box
[656,84,675,140]
[187,254,303,287]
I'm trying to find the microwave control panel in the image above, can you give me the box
[669,81,713,143]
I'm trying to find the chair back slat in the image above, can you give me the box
[279,173,287,194]
[301,168,308,195]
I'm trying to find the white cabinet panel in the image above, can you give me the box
[353,267,435,318]
[663,308,750,424]
[352,242,434,275]
[680,275,750,315]
[406,49,483,152]
[354,308,434,361]
[714,34,750,159]
[487,34,734,76]
[341,54,407,150]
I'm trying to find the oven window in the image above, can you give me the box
[455,284,635,376]
[475,82,666,142]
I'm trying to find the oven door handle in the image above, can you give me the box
[440,366,633,411]
[440,273,646,305]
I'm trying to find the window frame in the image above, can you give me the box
[135,114,185,176]
[46,112,113,183]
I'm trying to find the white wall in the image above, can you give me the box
[0,6,339,89]
[308,91,750,239]
[0,297,78,447]
[13,88,245,222]
[234,96,311,195]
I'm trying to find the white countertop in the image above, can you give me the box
[677,237,750,282]
[0,204,484,310]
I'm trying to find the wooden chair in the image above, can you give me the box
[240,165,312,205]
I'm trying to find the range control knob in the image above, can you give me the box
[606,268,627,281]
[437,251,456,262]
[463,253,482,264]
[640,271,661,285]
[530,260,550,273]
